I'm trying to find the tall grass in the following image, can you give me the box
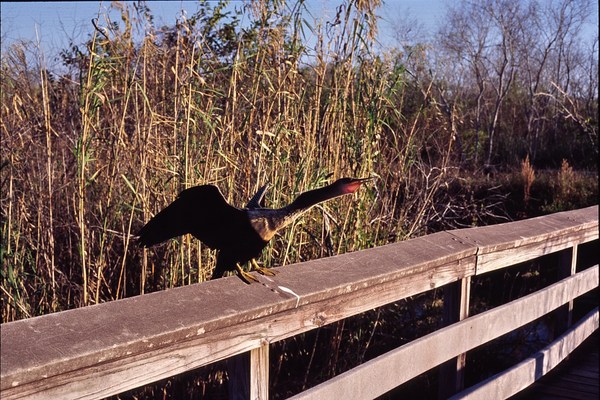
[521,154,535,205]
[1,2,597,398]
[1,0,596,326]
[0,0,457,321]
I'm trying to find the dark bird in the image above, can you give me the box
[138,177,372,283]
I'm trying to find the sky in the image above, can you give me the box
[1,1,447,64]
[1,0,598,71]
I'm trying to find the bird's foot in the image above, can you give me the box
[235,263,260,284]
[250,259,277,276]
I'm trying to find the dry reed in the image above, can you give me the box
[1,0,455,321]
[521,155,535,204]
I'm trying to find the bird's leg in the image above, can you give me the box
[250,259,277,276]
[235,263,260,284]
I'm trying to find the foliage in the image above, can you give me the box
[1,0,453,319]
[521,155,535,205]
[0,0,597,397]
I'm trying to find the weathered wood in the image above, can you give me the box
[449,205,598,274]
[438,276,471,399]
[288,266,598,400]
[0,206,596,400]
[450,307,599,400]
[514,331,599,400]
[250,344,269,400]
[0,231,475,400]
[555,245,578,336]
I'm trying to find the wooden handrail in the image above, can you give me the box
[289,267,599,400]
[1,206,598,400]
[450,307,599,400]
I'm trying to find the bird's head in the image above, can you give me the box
[334,177,374,194]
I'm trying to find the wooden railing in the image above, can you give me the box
[1,206,598,400]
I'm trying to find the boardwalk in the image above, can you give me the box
[1,206,597,400]
[511,331,599,400]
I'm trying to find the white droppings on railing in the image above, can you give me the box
[277,286,301,308]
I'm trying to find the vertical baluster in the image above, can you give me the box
[555,244,578,336]
[439,276,471,399]
[250,343,269,400]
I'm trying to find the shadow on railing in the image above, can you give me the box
[1,206,598,400]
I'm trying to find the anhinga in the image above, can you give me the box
[138,177,372,283]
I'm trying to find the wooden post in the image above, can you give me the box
[555,244,578,335]
[228,344,269,400]
[250,344,269,400]
[438,276,471,399]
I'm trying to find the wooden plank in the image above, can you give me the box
[0,231,476,400]
[288,267,598,400]
[448,206,598,274]
[555,245,578,334]
[476,231,594,274]
[1,207,596,399]
[250,344,269,400]
[450,308,599,400]
[438,276,471,398]
[510,331,599,400]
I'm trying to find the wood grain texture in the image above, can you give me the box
[450,307,599,400]
[511,331,599,400]
[0,206,596,400]
[556,245,578,331]
[288,266,598,400]
[250,345,269,400]
[0,231,475,399]
[439,276,471,398]
[449,205,598,274]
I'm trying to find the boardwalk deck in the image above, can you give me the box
[511,331,599,400]
[1,206,597,400]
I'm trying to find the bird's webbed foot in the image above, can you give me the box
[235,263,260,284]
[250,259,277,276]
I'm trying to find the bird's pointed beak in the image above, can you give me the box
[346,177,375,193]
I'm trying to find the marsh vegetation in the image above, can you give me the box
[1,0,597,397]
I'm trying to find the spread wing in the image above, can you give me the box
[245,183,270,209]
[137,185,245,249]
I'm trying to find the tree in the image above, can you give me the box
[434,0,597,168]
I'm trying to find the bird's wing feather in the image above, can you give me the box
[138,185,243,248]
[246,183,270,209]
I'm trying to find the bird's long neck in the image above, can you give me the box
[248,182,353,242]
[277,184,347,226]
[288,185,344,213]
